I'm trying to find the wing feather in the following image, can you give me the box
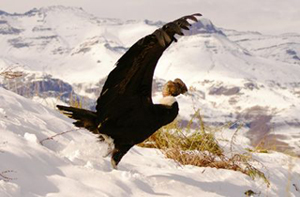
[96,14,201,123]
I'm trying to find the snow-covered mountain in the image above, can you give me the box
[1,87,300,197]
[0,6,300,154]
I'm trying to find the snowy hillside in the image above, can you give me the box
[1,87,300,196]
[0,6,156,84]
[0,6,300,157]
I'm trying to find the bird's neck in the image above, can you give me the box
[159,95,176,106]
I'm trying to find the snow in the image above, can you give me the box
[1,87,300,197]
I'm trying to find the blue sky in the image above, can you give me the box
[0,0,300,34]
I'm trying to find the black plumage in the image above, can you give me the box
[57,13,201,168]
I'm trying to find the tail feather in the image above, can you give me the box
[57,105,99,134]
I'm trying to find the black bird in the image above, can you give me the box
[57,13,201,169]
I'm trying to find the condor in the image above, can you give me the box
[57,13,201,169]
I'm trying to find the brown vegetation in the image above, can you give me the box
[139,110,270,186]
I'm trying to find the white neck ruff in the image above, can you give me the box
[159,96,176,106]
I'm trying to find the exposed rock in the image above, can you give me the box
[1,73,95,110]
[185,18,224,35]
[8,37,30,48]
[244,82,259,90]
[0,21,22,35]
[209,86,240,96]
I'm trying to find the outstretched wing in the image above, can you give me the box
[96,13,201,122]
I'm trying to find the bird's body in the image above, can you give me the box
[57,13,201,168]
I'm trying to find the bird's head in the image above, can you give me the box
[162,78,188,97]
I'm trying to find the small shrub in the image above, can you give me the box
[139,109,270,186]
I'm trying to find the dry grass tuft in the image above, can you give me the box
[69,92,83,108]
[139,110,270,186]
[0,66,23,79]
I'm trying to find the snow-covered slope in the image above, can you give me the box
[0,6,156,84]
[0,6,300,155]
[223,29,300,65]
[1,87,300,197]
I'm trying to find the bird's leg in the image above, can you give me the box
[111,145,132,169]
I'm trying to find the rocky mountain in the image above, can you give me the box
[0,6,299,154]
